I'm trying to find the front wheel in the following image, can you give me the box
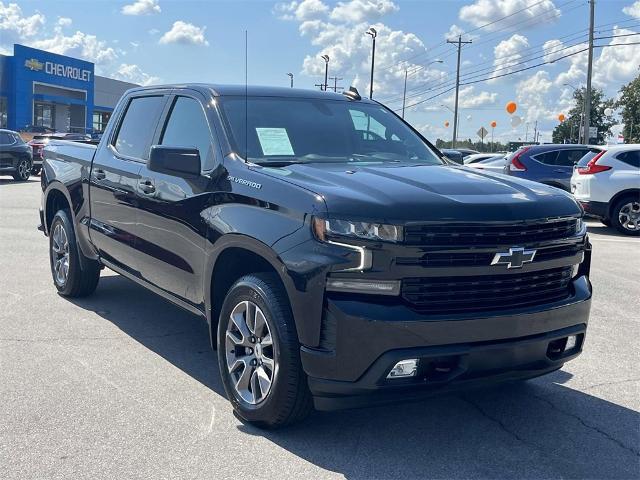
[12,158,31,181]
[611,196,640,236]
[49,209,101,296]
[217,273,312,428]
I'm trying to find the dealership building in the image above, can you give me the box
[0,44,138,133]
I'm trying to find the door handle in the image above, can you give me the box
[138,179,156,195]
[94,169,106,180]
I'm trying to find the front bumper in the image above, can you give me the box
[302,275,591,410]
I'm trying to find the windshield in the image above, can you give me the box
[218,96,443,165]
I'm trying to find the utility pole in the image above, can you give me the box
[366,27,377,98]
[447,35,472,148]
[583,0,595,144]
[533,120,538,144]
[329,76,343,92]
[287,72,294,88]
[402,68,409,119]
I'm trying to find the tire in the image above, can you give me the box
[12,158,31,181]
[49,209,101,297]
[217,273,312,428]
[600,218,611,227]
[611,196,640,236]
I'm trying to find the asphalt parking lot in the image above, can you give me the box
[1,177,638,480]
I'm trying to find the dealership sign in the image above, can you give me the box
[24,58,92,82]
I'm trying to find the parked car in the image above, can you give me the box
[441,148,464,164]
[0,128,33,181]
[454,148,479,158]
[464,153,503,165]
[29,133,92,174]
[19,125,56,143]
[571,144,640,235]
[466,155,508,173]
[40,84,592,427]
[504,144,592,191]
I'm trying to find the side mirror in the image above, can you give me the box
[148,146,201,176]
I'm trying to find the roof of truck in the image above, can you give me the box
[126,84,374,102]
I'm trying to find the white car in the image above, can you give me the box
[571,144,640,235]
[466,155,508,173]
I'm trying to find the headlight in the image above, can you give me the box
[576,217,584,232]
[313,218,402,242]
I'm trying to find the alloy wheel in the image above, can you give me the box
[618,201,640,232]
[225,300,276,405]
[51,223,70,286]
[17,160,30,180]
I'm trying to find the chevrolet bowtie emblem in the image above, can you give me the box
[24,58,44,71]
[491,247,536,269]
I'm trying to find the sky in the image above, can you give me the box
[2,0,640,143]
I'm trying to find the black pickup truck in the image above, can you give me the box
[40,85,592,427]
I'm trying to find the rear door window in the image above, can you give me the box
[113,95,166,160]
[616,150,640,169]
[533,150,559,165]
[556,149,589,166]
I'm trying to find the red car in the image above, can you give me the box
[28,133,90,174]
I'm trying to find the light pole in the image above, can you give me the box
[287,72,293,88]
[402,59,442,119]
[564,82,584,143]
[320,55,329,91]
[366,27,377,99]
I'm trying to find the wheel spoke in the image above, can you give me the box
[225,299,276,405]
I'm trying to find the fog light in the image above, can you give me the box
[387,359,418,378]
[326,278,400,295]
[565,334,578,351]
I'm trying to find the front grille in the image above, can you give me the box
[404,218,579,246]
[402,267,573,314]
[396,244,582,268]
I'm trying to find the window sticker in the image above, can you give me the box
[256,127,294,156]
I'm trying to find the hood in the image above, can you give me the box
[258,162,581,223]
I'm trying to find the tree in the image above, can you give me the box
[617,73,640,143]
[552,87,616,144]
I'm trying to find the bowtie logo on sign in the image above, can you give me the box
[24,58,44,72]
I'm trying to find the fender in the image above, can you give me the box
[203,233,315,343]
[608,188,640,217]
[42,181,98,263]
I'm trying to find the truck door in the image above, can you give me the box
[89,94,168,277]
[134,92,219,307]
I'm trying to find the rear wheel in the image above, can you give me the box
[12,158,31,181]
[217,273,312,428]
[49,209,100,296]
[611,196,640,236]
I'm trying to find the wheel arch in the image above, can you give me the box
[607,188,640,219]
[43,184,72,235]
[205,235,302,349]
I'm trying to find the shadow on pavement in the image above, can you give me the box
[69,274,640,479]
[0,177,40,186]
[586,222,637,239]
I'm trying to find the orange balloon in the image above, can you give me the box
[444,121,450,127]
[490,121,497,128]
[558,113,566,122]
[506,101,517,114]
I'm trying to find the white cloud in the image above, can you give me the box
[112,63,160,86]
[31,31,118,65]
[516,70,554,122]
[275,0,329,21]
[121,0,161,16]
[329,0,398,23]
[593,26,640,89]
[542,38,588,87]
[492,33,529,77]
[459,0,560,31]
[623,1,640,19]
[57,17,72,27]
[0,2,45,42]
[159,21,209,46]
[442,85,498,109]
